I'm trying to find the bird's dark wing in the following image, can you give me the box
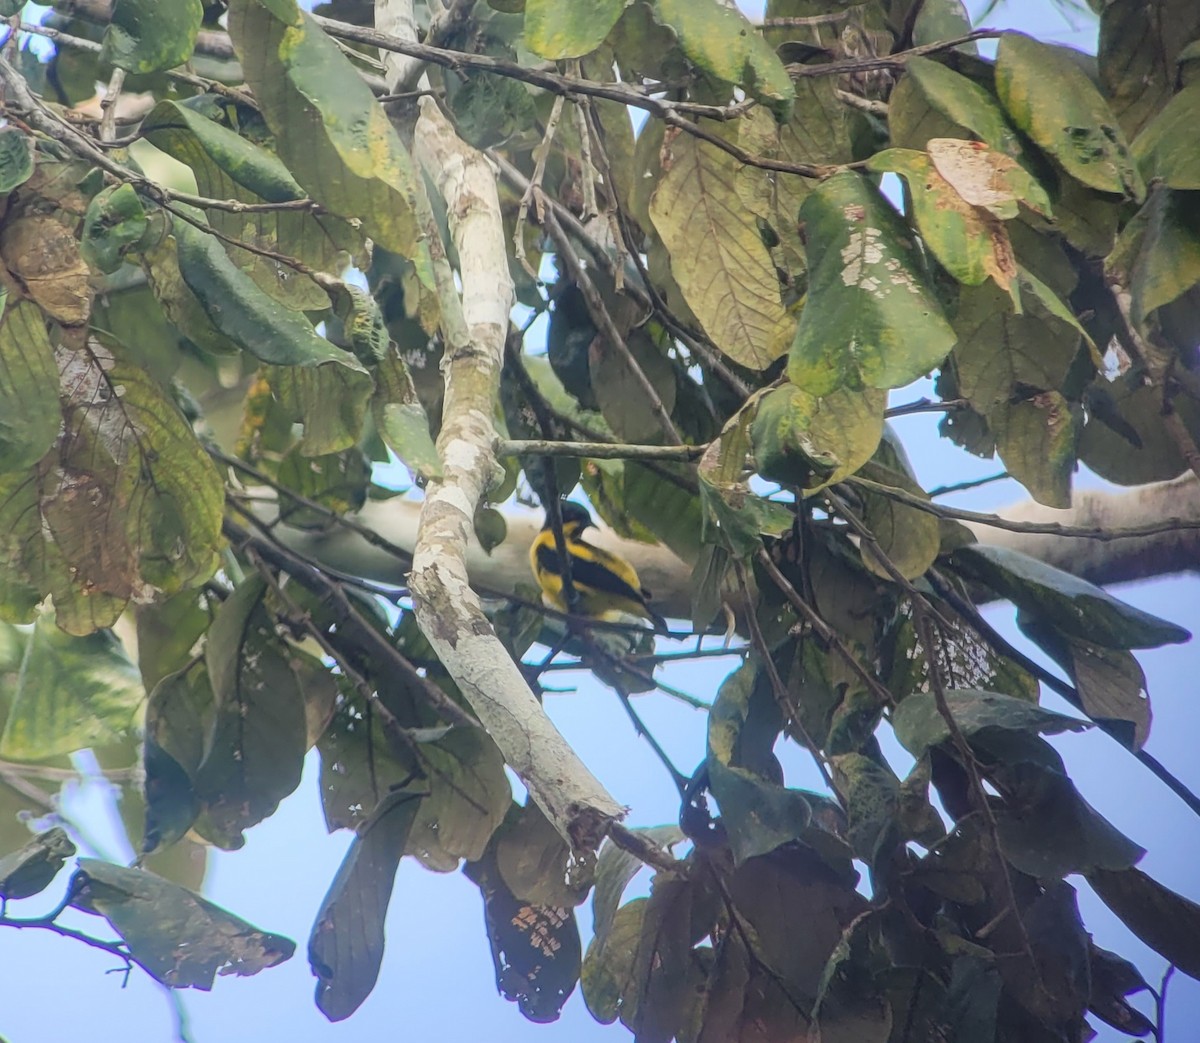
[535,543,647,605]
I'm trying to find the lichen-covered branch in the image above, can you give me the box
[378,0,624,847]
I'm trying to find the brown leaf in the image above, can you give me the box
[1,215,92,324]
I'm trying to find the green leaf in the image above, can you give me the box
[0,301,58,474]
[0,827,75,900]
[1107,185,1200,331]
[654,0,793,114]
[309,790,420,1020]
[228,0,435,294]
[0,126,33,194]
[0,613,143,761]
[856,440,941,582]
[899,57,1027,160]
[276,446,370,529]
[749,383,885,493]
[100,0,203,74]
[267,361,372,457]
[141,99,364,309]
[831,753,898,865]
[951,543,1192,649]
[80,184,150,275]
[707,662,816,864]
[195,577,328,848]
[371,347,443,480]
[168,210,368,375]
[892,689,1089,758]
[1097,0,1200,138]
[991,390,1079,509]
[649,132,793,370]
[525,0,626,59]
[1131,83,1200,189]
[1087,866,1200,982]
[72,858,295,988]
[591,826,683,949]
[993,759,1144,878]
[788,172,956,396]
[582,897,646,1025]
[995,33,1144,199]
[143,664,213,853]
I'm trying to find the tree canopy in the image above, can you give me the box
[0,0,1199,1040]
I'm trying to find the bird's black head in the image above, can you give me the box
[548,499,594,532]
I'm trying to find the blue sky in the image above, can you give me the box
[0,2,1197,1042]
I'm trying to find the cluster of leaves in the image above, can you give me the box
[0,0,1198,1039]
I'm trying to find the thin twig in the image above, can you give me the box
[497,438,705,461]
[844,474,1200,542]
[223,517,478,730]
[98,67,125,144]
[540,197,683,445]
[733,560,834,790]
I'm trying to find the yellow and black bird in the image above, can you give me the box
[530,500,669,633]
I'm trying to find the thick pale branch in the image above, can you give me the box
[393,1,623,846]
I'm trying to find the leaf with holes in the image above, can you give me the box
[788,172,955,396]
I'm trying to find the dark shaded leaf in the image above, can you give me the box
[73,858,294,989]
[0,827,75,900]
[496,800,593,908]
[195,577,328,847]
[892,688,1089,758]
[951,543,1191,649]
[591,825,683,949]
[309,790,420,1020]
[1087,866,1200,982]
[276,446,371,529]
[143,664,213,853]
[582,897,645,1026]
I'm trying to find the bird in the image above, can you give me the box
[529,500,669,633]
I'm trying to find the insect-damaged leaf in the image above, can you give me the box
[788,172,955,396]
[466,848,582,1023]
[0,340,224,635]
[72,858,294,988]
[996,32,1144,200]
[309,789,421,1021]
